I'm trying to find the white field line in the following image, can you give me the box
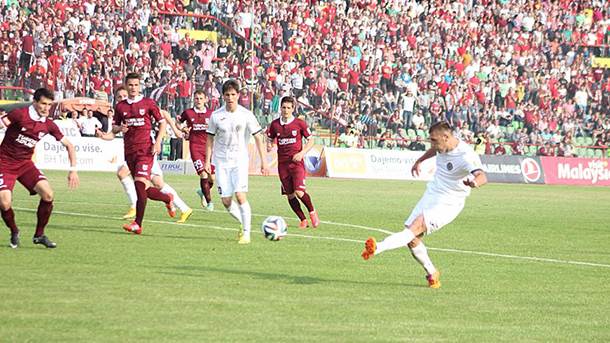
[13,206,610,269]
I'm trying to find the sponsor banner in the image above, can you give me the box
[33,136,124,171]
[248,144,327,177]
[541,157,610,186]
[324,147,435,181]
[54,119,82,137]
[158,160,187,175]
[480,155,545,184]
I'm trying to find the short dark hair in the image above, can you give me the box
[222,79,240,94]
[194,89,206,96]
[125,72,141,82]
[280,96,296,107]
[33,88,54,102]
[429,121,453,135]
[115,86,127,94]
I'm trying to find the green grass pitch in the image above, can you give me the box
[1,171,609,342]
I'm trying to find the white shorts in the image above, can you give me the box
[117,158,162,176]
[216,165,249,197]
[404,192,465,235]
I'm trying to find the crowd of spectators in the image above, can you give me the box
[1,0,610,158]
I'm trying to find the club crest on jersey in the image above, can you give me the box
[292,130,297,136]
[139,109,145,116]
[446,162,453,171]
[38,132,45,139]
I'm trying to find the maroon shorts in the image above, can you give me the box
[125,149,154,180]
[0,159,47,195]
[278,161,306,195]
[190,148,215,175]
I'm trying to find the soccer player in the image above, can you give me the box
[0,88,80,248]
[266,96,320,229]
[109,73,175,234]
[176,90,215,211]
[204,80,269,244]
[102,87,193,224]
[361,121,487,288]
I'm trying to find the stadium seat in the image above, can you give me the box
[594,149,603,158]
[506,126,515,135]
[586,148,595,158]
[416,129,425,137]
[574,137,584,146]
[407,129,416,138]
[504,144,513,155]
[584,137,594,146]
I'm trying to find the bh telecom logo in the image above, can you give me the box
[520,158,541,183]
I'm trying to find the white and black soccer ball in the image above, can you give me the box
[261,216,288,241]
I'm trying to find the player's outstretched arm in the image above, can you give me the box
[463,170,487,189]
[411,147,436,177]
[254,132,269,175]
[160,109,183,139]
[153,120,167,155]
[60,137,80,189]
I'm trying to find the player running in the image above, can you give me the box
[0,88,80,248]
[204,79,269,244]
[100,86,193,224]
[361,121,487,288]
[266,96,319,229]
[176,90,215,211]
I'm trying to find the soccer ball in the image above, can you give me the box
[261,216,288,241]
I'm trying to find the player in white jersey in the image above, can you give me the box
[361,121,487,288]
[204,79,269,244]
[98,86,193,223]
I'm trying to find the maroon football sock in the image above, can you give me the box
[134,181,148,226]
[200,178,212,203]
[146,187,171,203]
[35,200,53,237]
[299,192,315,212]
[1,208,19,234]
[288,197,306,221]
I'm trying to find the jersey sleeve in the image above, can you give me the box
[464,149,483,173]
[6,109,22,125]
[266,121,275,139]
[246,111,262,135]
[148,99,164,122]
[47,120,65,141]
[176,111,186,123]
[206,113,217,135]
[300,119,312,139]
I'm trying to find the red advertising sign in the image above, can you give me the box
[540,157,610,186]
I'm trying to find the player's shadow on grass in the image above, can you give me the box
[47,224,222,242]
[159,265,417,288]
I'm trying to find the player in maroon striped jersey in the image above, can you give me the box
[0,88,79,248]
[176,90,215,211]
[266,96,320,229]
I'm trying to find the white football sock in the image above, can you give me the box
[120,177,137,208]
[226,201,242,224]
[375,229,416,255]
[410,242,436,275]
[160,184,189,212]
[238,201,252,237]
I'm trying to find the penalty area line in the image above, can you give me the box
[13,206,610,269]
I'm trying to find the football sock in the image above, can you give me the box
[35,199,53,237]
[288,197,306,220]
[410,242,437,275]
[238,201,252,237]
[146,187,171,203]
[299,192,315,212]
[1,208,19,234]
[134,181,148,226]
[200,178,212,203]
[226,201,242,223]
[160,184,189,212]
[120,176,138,208]
[375,229,416,255]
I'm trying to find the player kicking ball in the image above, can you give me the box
[0,88,80,248]
[204,80,269,244]
[361,121,487,288]
[266,96,319,229]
